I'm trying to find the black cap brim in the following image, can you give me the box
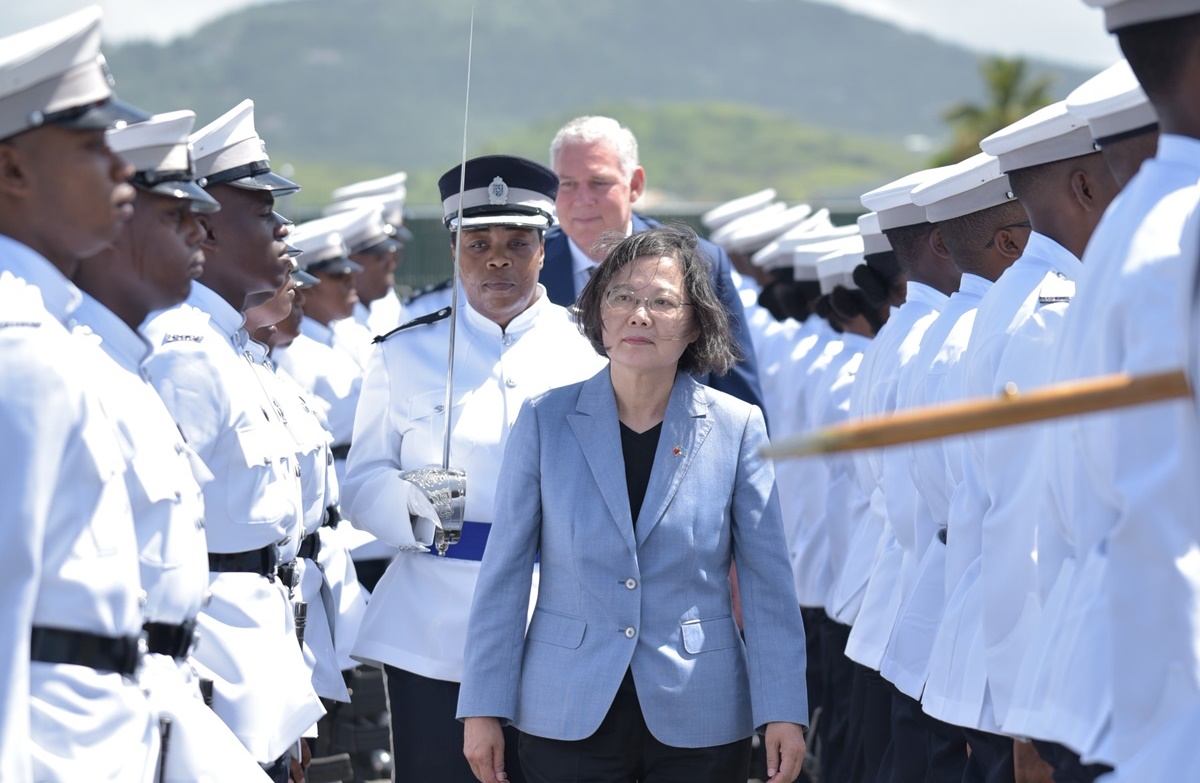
[53,96,151,133]
[291,268,320,288]
[308,258,365,276]
[223,170,301,197]
[138,180,222,214]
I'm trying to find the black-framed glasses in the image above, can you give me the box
[604,287,693,316]
[984,220,1032,249]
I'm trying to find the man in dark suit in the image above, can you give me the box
[542,116,765,412]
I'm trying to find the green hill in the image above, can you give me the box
[104,0,1091,208]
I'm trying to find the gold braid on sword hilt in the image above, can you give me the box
[761,369,1193,459]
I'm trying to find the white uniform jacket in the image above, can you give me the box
[845,282,948,669]
[74,295,269,782]
[923,233,1081,732]
[343,287,606,681]
[0,237,154,783]
[141,283,323,762]
[882,274,990,699]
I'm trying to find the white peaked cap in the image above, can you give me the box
[979,100,1097,174]
[0,6,146,140]
[701,188,777,231]
[331,171,408,203]
[723,203,815,255]
[1083,0,1200,31]
[1066,59,1157,144]
[751,209,836,269]
[106,110,219,212]
[817,234,866,294]
[857,211,892,255]
[290,219,360,275]
[860,166,949,230]
[791,226,861,282]
[911,153,1017,223]
[708,202,786,247]
[190,99,299,194]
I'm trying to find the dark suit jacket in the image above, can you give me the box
[541,213,766,414]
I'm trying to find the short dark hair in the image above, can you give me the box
[938,200,1027,275]
[853,250,904,307]
[576,224,740,377]
[1118,13,1200,103]
[882,222,935,273]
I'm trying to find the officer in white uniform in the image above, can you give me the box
[1008,3,1200,777]
[918,101,1118,780]
[0,9,158,782]
[844,166,960,782]
[71,109,275,782]
[140,99,324,781]
[325,171,412,339]
[343,154,607,782]
[990,65,1158,782]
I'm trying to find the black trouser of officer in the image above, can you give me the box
[816,616,856,783]
[384,663,527,783]
[1031,739,1113,783]
[847,663,893,782]
[518,669,753,783]
[961,727,1015,783]
[878,685,970,783]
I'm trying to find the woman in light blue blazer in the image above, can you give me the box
[458,226,809,783]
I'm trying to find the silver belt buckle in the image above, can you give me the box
[399,467,467,556]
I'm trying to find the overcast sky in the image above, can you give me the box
[5,0,1121,70]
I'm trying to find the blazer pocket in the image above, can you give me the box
[526,608,586,649]
[681,616,740,654]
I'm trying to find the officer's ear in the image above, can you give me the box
[196,213,218,251]
[0,140,32,198]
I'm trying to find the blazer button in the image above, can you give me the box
[625,578,637,590]
[624,626,636,638]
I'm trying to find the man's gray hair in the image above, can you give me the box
[549,116,639,178]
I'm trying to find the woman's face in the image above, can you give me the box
[453,226,543,329]
[600,254,698,376]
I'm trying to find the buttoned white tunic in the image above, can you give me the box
[343,287,606,682]
[0,236,154,783]
[142,283,323,762]
[922,232,1081,732]
[881,273,990,700]
[845,282,948,669]
[73,294,269,782]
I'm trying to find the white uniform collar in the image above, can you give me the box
[957,272,993,299]
[244,338,269,364]
[0,233,82,325]
[300,315,335,347]
[1155,134,1200,170]
[460,282,554,337]
[187,282,248,343]
[905,280,951,308]
[1020,231,1082,278]
[74,292,151,372]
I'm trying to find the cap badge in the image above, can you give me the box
[488,176,509,205]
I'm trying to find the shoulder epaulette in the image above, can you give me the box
[1038,275,1075,305]
[403,277,453,305]
[373,306,452,344]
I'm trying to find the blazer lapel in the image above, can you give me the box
[567,367,637,553]
[539,229,577,306]
[635,374,713,548]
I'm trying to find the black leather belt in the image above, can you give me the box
[208,545,277,577]
[298,531,321,560]
[143,620,197,660]
[30,626,141,677]
[276,560,298,590]
[330,444,351,461]
[322,504,341,529]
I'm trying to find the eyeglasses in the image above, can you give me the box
[984,220,1032,249]
[604,287,693,316]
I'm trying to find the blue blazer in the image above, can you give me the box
[540,213,767,418]
[457,368,808,748]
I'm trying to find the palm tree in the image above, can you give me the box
[932,57,1054,166]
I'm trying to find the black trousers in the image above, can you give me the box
[384,664,525,783]
[816,617,856,783]
[1030,739,1113,783]
[518,669,753,783]
[879,686,970,783]
[960,727,1015,783]
[847,664,893,783]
